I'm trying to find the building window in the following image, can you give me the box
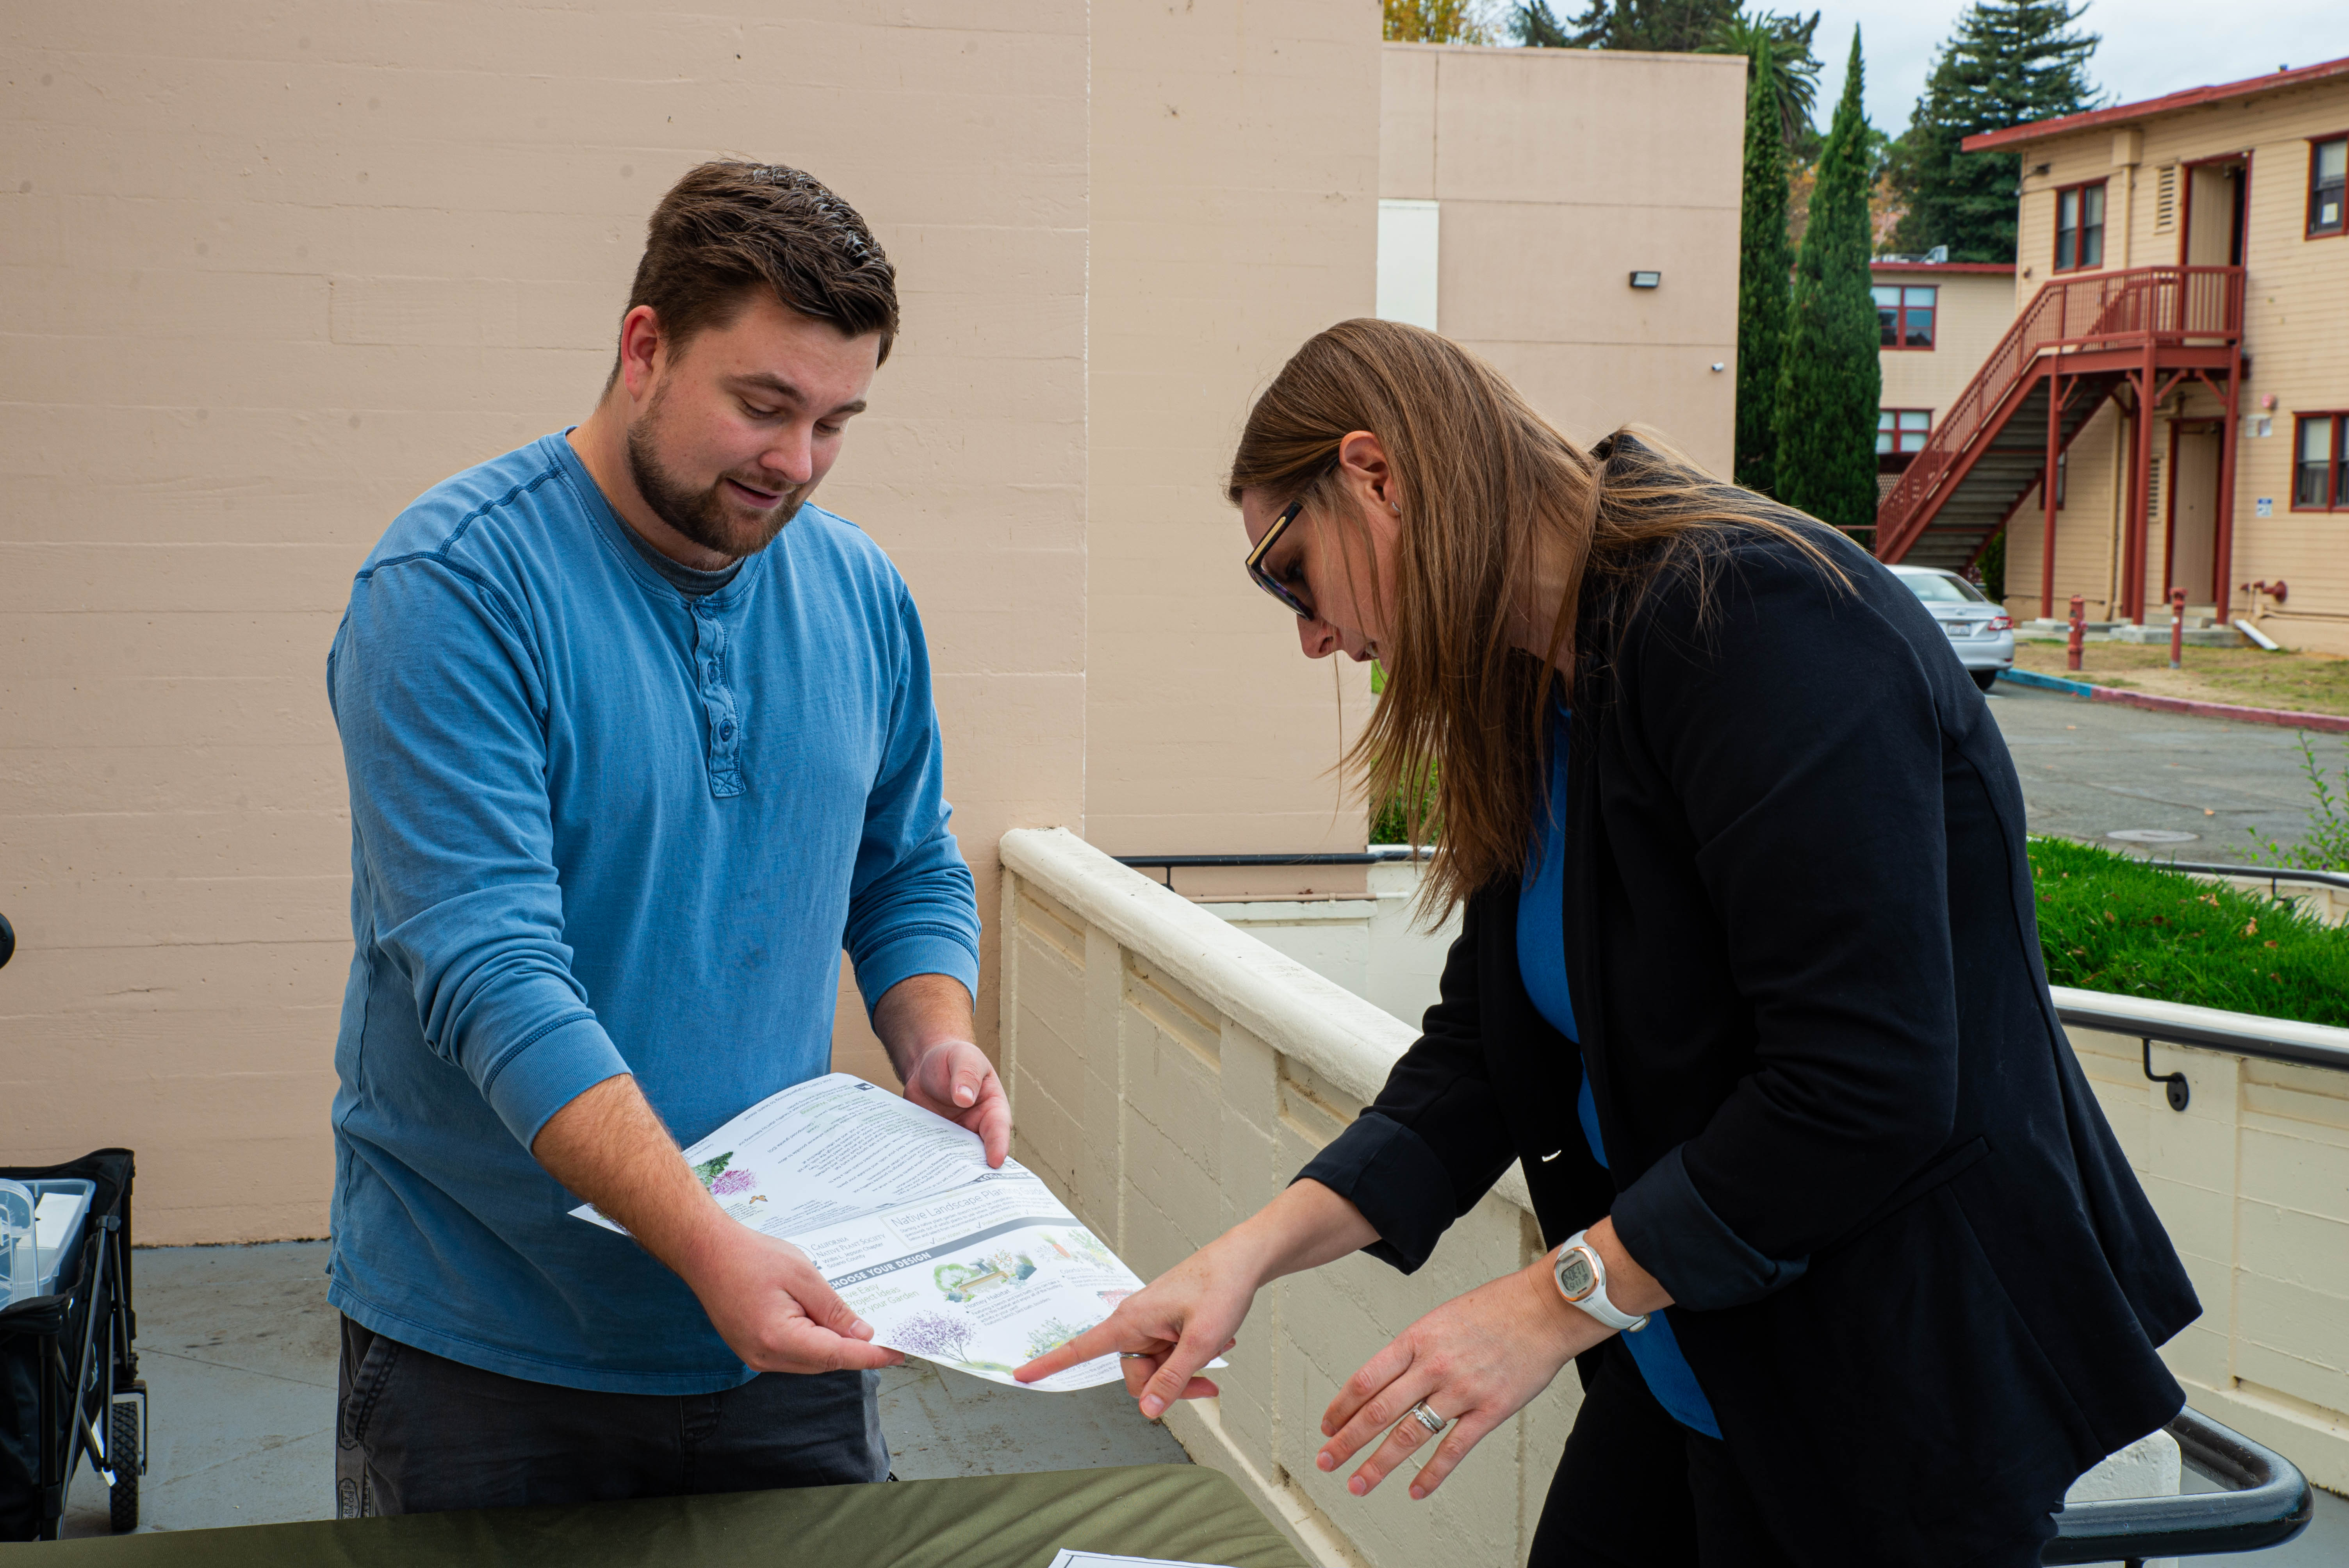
[2310,136,2347,236]
[2055,181,2105,271]
[1873,283,1938,348]
[2293,414,2348,510]
[1878,409,1932,455]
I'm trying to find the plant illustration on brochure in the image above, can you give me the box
[1025,1317,1088,1361]
[891,1310,1018,1376]
[690,1150,766,1214]
[934,1249,1039,1304]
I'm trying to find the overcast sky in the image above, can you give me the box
[1809,0,2343,135]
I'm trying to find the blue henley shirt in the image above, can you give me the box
[324,431,981,1393]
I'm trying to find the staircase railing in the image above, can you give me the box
[1875,265,2244,562]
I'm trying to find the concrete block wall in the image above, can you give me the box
[1201,850,2349,1504]
[2071,1026,2349,1495]
[1000,827,1572,1568]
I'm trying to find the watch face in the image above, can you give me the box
[1556,1251,1595,1300]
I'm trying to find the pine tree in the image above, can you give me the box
[1523,0,1738,52]
[1889,0,2099,261]
[1734,35,1791,495]
[1773,27,1881,536]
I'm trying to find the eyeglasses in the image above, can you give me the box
[1244,498,1312,619]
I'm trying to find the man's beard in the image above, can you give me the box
[624,394,800,560]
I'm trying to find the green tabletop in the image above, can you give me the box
[4,1465,1310,1568]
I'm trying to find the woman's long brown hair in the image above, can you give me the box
[1228,318,1852,918]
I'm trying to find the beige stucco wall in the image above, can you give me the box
[1874,268,2017,421]
[1380,44,1744,476]
[2,2,1095,1241]
[1999,75,2349,645]
[1080,0,1383,894]
[3,9,1738,1245]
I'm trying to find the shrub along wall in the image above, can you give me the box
[2029,838,2349,1027]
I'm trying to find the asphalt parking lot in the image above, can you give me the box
[1989,681,2335,863]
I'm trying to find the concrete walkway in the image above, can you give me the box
[1990,681,2335,861]
[57,1240,1183,1538]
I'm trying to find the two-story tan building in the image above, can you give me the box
[1872,258,2017,490]
[1875,56,2349,650]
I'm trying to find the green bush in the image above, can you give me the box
[1370,759,1439,846]
[2029,837,2349,1026]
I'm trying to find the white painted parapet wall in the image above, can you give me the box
[2055,994,2349,1498]
[998,828,2344,1563]
[998,827,1560,1568]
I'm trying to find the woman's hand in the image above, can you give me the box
[1015,1178,1378,1416]
[1317,1254,1608,1502]
[1012,1237,1255,1414]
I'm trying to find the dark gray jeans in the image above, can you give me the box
[335,1316,888,1518]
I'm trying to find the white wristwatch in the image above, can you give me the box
[1552,1229,1649,1333]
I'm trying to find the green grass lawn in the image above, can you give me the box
[2011,640,2349,718]
[2029,837,2349,1027]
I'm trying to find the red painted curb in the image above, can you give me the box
[2085,684,2349,734]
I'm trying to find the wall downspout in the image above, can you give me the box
[2042,368,2063,622]
[2215,358,2243,614]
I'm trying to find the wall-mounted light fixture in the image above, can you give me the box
[1629,271,1662,289]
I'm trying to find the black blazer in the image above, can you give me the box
[1301,521,2198,1564]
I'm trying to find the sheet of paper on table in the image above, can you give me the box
[570,1074,1213,1392]
[1047,1553,1240,1568]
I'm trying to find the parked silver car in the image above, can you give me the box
[1889,565,2014,691]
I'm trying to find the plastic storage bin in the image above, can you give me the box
[0,1179,91,1310]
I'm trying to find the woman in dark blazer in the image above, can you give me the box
[1018,319,2198,1566]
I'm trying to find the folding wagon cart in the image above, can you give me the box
[0,1148,144,1540]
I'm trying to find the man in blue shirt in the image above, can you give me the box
[326,162,999,1516]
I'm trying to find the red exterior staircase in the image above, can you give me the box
[1874,265,2244,620]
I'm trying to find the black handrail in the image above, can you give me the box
[2149,857,2349,896]
[2051,993,2349,1075]
[1112,850,1429,887]
[2041,1406,2312,1563]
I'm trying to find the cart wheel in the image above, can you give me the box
[107,1402,139,1532]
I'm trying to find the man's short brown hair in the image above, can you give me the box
[618,162,898,378]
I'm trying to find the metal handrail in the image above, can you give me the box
[2052,987,2349,1074]
[1877,265,2243,561]
[2042,1406,2312,1563]
[2148,857,2349,895]
[1110,849,1429,888]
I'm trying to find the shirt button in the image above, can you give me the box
[718,720,736,743]
[707,659,721,681]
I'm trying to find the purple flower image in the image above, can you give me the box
[892,1311,976,1363]
[709,1167,755,1197]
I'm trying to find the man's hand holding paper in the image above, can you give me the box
[572,1074,1203,1393]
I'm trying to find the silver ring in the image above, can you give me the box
[1405,1400,1446,1436]
[1118,1352,1150,1360]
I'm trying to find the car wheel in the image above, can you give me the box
[1972,669,2000,693]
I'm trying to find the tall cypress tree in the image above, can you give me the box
[1773,27,1881,536]
[1734,36,1791,495]
[1889,0,2098,261]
